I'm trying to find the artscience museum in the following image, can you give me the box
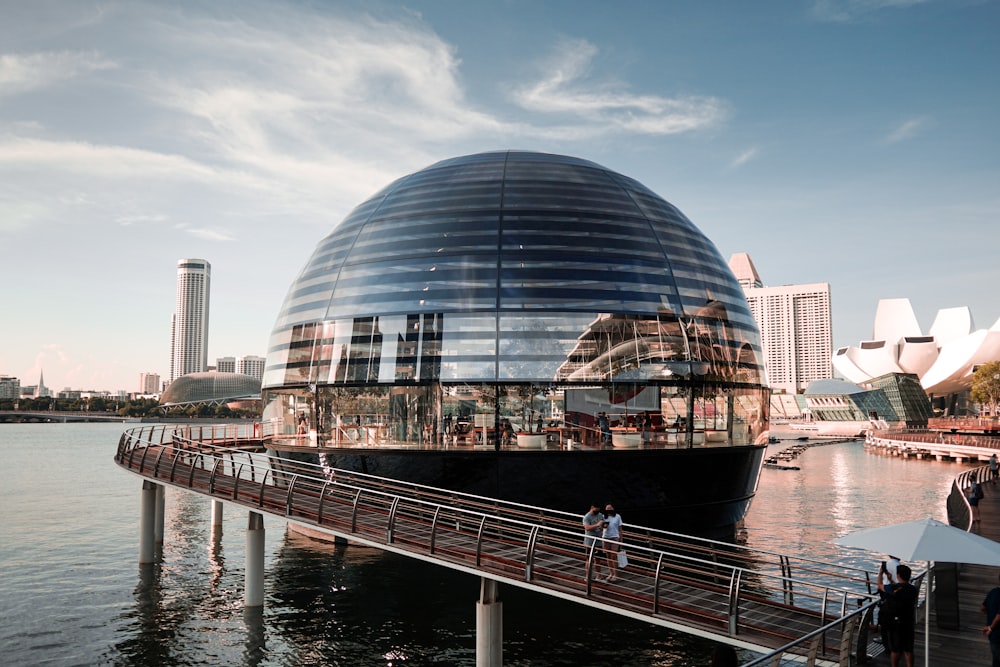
[833,298,1000,410]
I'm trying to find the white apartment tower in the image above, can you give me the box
[216,356,236,373]
[169,259,211,383]
[138,372,161,394]
[237,355,266,381]
[728,253,833,394]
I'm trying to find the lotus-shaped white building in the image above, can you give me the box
[833,298,1000,396]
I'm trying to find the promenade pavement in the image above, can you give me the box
[869,474,999,666]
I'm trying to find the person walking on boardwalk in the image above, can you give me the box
[877,563,918,667]
[582,503,604,577]
[601,503,623,582]
[982,573,1000,666]
[991,453,998,485]
[969,480,985,526]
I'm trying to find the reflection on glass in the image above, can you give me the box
[262,151,769,450]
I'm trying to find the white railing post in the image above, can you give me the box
[154,484,165,545]
[211,499,224,538]
[476,577,502,667]
[245,511,265,607]
[139,480,158,564]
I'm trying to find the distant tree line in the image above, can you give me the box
[0,396,257,419]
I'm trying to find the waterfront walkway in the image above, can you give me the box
[913,475,998,666]
[856,466,998,666]
[116,424,880,666]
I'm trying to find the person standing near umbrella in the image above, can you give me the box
[877,563,918,667]
[982,573,1000,667]
[873,555,903,643]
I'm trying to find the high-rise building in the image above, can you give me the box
[729,253,833,394]
[169,259,211,383]
[236,355,265,381]
[138,372,160,395]
[216,356,236,374]
[0,375,20,399]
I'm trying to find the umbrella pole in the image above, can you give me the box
[925,561,933,667]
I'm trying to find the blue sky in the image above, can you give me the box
[1,0,997,393]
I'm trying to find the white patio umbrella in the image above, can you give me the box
[834,516,1000,666]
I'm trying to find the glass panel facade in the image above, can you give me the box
[262,151,768,446]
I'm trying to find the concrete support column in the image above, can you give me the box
[139,480,159,564]
[476,577,502,667]
[211,500,224,539]
[245,512,265,608]
[154,485,165,545]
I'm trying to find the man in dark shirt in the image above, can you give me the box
[877,563,918,667]
[981,573,1000,666]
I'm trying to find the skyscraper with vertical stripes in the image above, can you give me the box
[728,253,833,394]
[169,259,211,383]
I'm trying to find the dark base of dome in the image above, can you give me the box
[267,443,766,540]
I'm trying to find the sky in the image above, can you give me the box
[1,0,997,393]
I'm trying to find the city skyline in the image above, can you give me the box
[1,0,997,392]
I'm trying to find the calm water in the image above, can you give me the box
[0,424,971,666]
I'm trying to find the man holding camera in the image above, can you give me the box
[877,561,918,667]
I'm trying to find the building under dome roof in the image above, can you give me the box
[262,150,767,443]
[161,372,260,407]
[258,150,774,536]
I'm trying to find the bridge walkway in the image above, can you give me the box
[115,424,883,665]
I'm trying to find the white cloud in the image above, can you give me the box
[885,116,931,143]
[513,38,728,136]
[730,147,760,168]
[0,50,116,95]
[0,137,216,178]
[0,6,733,240]
[117,213,169,226]
[175,224,236,242]
[811,0,930,22]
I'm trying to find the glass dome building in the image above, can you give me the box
[262,151,769,536]
[160,371,260,407]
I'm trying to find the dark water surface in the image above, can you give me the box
[0,424,971,666]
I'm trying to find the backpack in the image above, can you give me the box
[881,583,915,625]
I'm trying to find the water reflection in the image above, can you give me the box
[243,607,266,667]
[744,439,967,572]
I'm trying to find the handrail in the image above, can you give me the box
[873,429,1000,450]
[948,465,989,531]
[120,424,876,592]
[741,599,877,666]
[115,425,880,658]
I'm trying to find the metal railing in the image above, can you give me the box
[874,429,1000,450]
[742,460,989,666]
[948,465,989,532]
[116,424,883,663]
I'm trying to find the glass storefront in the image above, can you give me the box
[262,151,768,448]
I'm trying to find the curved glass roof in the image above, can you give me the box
[263,150,763,389]
[161,372,261,405]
